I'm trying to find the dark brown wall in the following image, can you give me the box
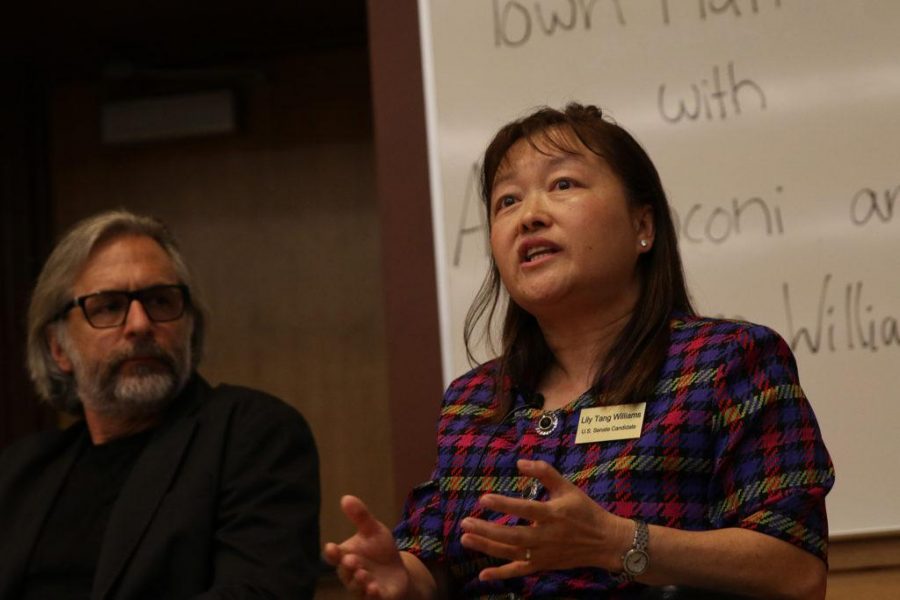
[368,0,443,514]
[0,71,56,449]
[48,48,397,543]
[3,0,444,547]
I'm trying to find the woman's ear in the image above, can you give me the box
[634,205,655,252]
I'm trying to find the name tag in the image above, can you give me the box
[575,402,647,444]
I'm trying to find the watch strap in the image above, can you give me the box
[620,518,650,581]
[632,518,649,552]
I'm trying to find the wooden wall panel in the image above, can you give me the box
[367,0,443,511]
[827,534,900,599]
[827,568,900,599]
[48,48,394,544]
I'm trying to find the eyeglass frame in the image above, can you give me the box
[57,284,192,329]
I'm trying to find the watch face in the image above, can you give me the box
[624,549,649,575]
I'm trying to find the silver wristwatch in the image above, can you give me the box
[621,519,650,580]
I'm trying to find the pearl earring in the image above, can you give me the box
[640,239,648,248]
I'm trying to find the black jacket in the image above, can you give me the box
[0,375,320,599]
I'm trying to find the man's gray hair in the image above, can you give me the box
[26,209,208,412]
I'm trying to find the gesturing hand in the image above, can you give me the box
[459,459,631,581]
[323,495,411,598]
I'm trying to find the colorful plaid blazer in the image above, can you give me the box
[393,315,834,598]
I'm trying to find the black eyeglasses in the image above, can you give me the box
[59,284,191,329]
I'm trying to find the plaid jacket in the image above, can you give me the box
[393,315,835,598]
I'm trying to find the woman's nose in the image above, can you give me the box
[518,192,551,232]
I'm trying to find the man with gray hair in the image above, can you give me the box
[0,210,320,599]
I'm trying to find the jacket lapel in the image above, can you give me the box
[91,383,203,600]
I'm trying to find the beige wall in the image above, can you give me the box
[49,48,397,545]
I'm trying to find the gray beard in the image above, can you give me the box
[102,368,183,416]
[61,334,191,419]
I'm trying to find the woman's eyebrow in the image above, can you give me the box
[493,152,589,190]
[492,169,516,190]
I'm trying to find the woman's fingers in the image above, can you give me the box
[517,459,574,496]
[335,552,384,597]
[459,461,620,580]
[475,460,580,522]
[461,531,537,582]
[350,563,372,590]
[461,516,530,546]
[340,495,385,537]
[478,561,533,581]
[460,530,529,563]
[323,542,340,565]
[325,496,408,597]
[461,518,542,580]
[477,493,546,522]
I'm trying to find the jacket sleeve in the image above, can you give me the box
[707,325,834,562]
[194,392,321,599]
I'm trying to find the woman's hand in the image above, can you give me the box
[459,459,631,581]
[323,495,412,598]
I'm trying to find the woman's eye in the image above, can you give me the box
[495,195,517,211]
[554,178,573,191]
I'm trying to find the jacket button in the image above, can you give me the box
[535,412,559,436]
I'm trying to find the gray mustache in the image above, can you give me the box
[110,341,178,374]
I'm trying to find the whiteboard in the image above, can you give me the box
[417,0,900,536]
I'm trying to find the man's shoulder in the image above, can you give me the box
[0,428,63,454]
[0,422,81,457]
[0,425,82,487]
[203,380,289,408]
[186,376,312,435]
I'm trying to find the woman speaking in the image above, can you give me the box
[324,104,834,599]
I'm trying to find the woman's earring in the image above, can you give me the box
[640,239,649,248]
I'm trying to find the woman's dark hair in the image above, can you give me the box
[464,103,695,414]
